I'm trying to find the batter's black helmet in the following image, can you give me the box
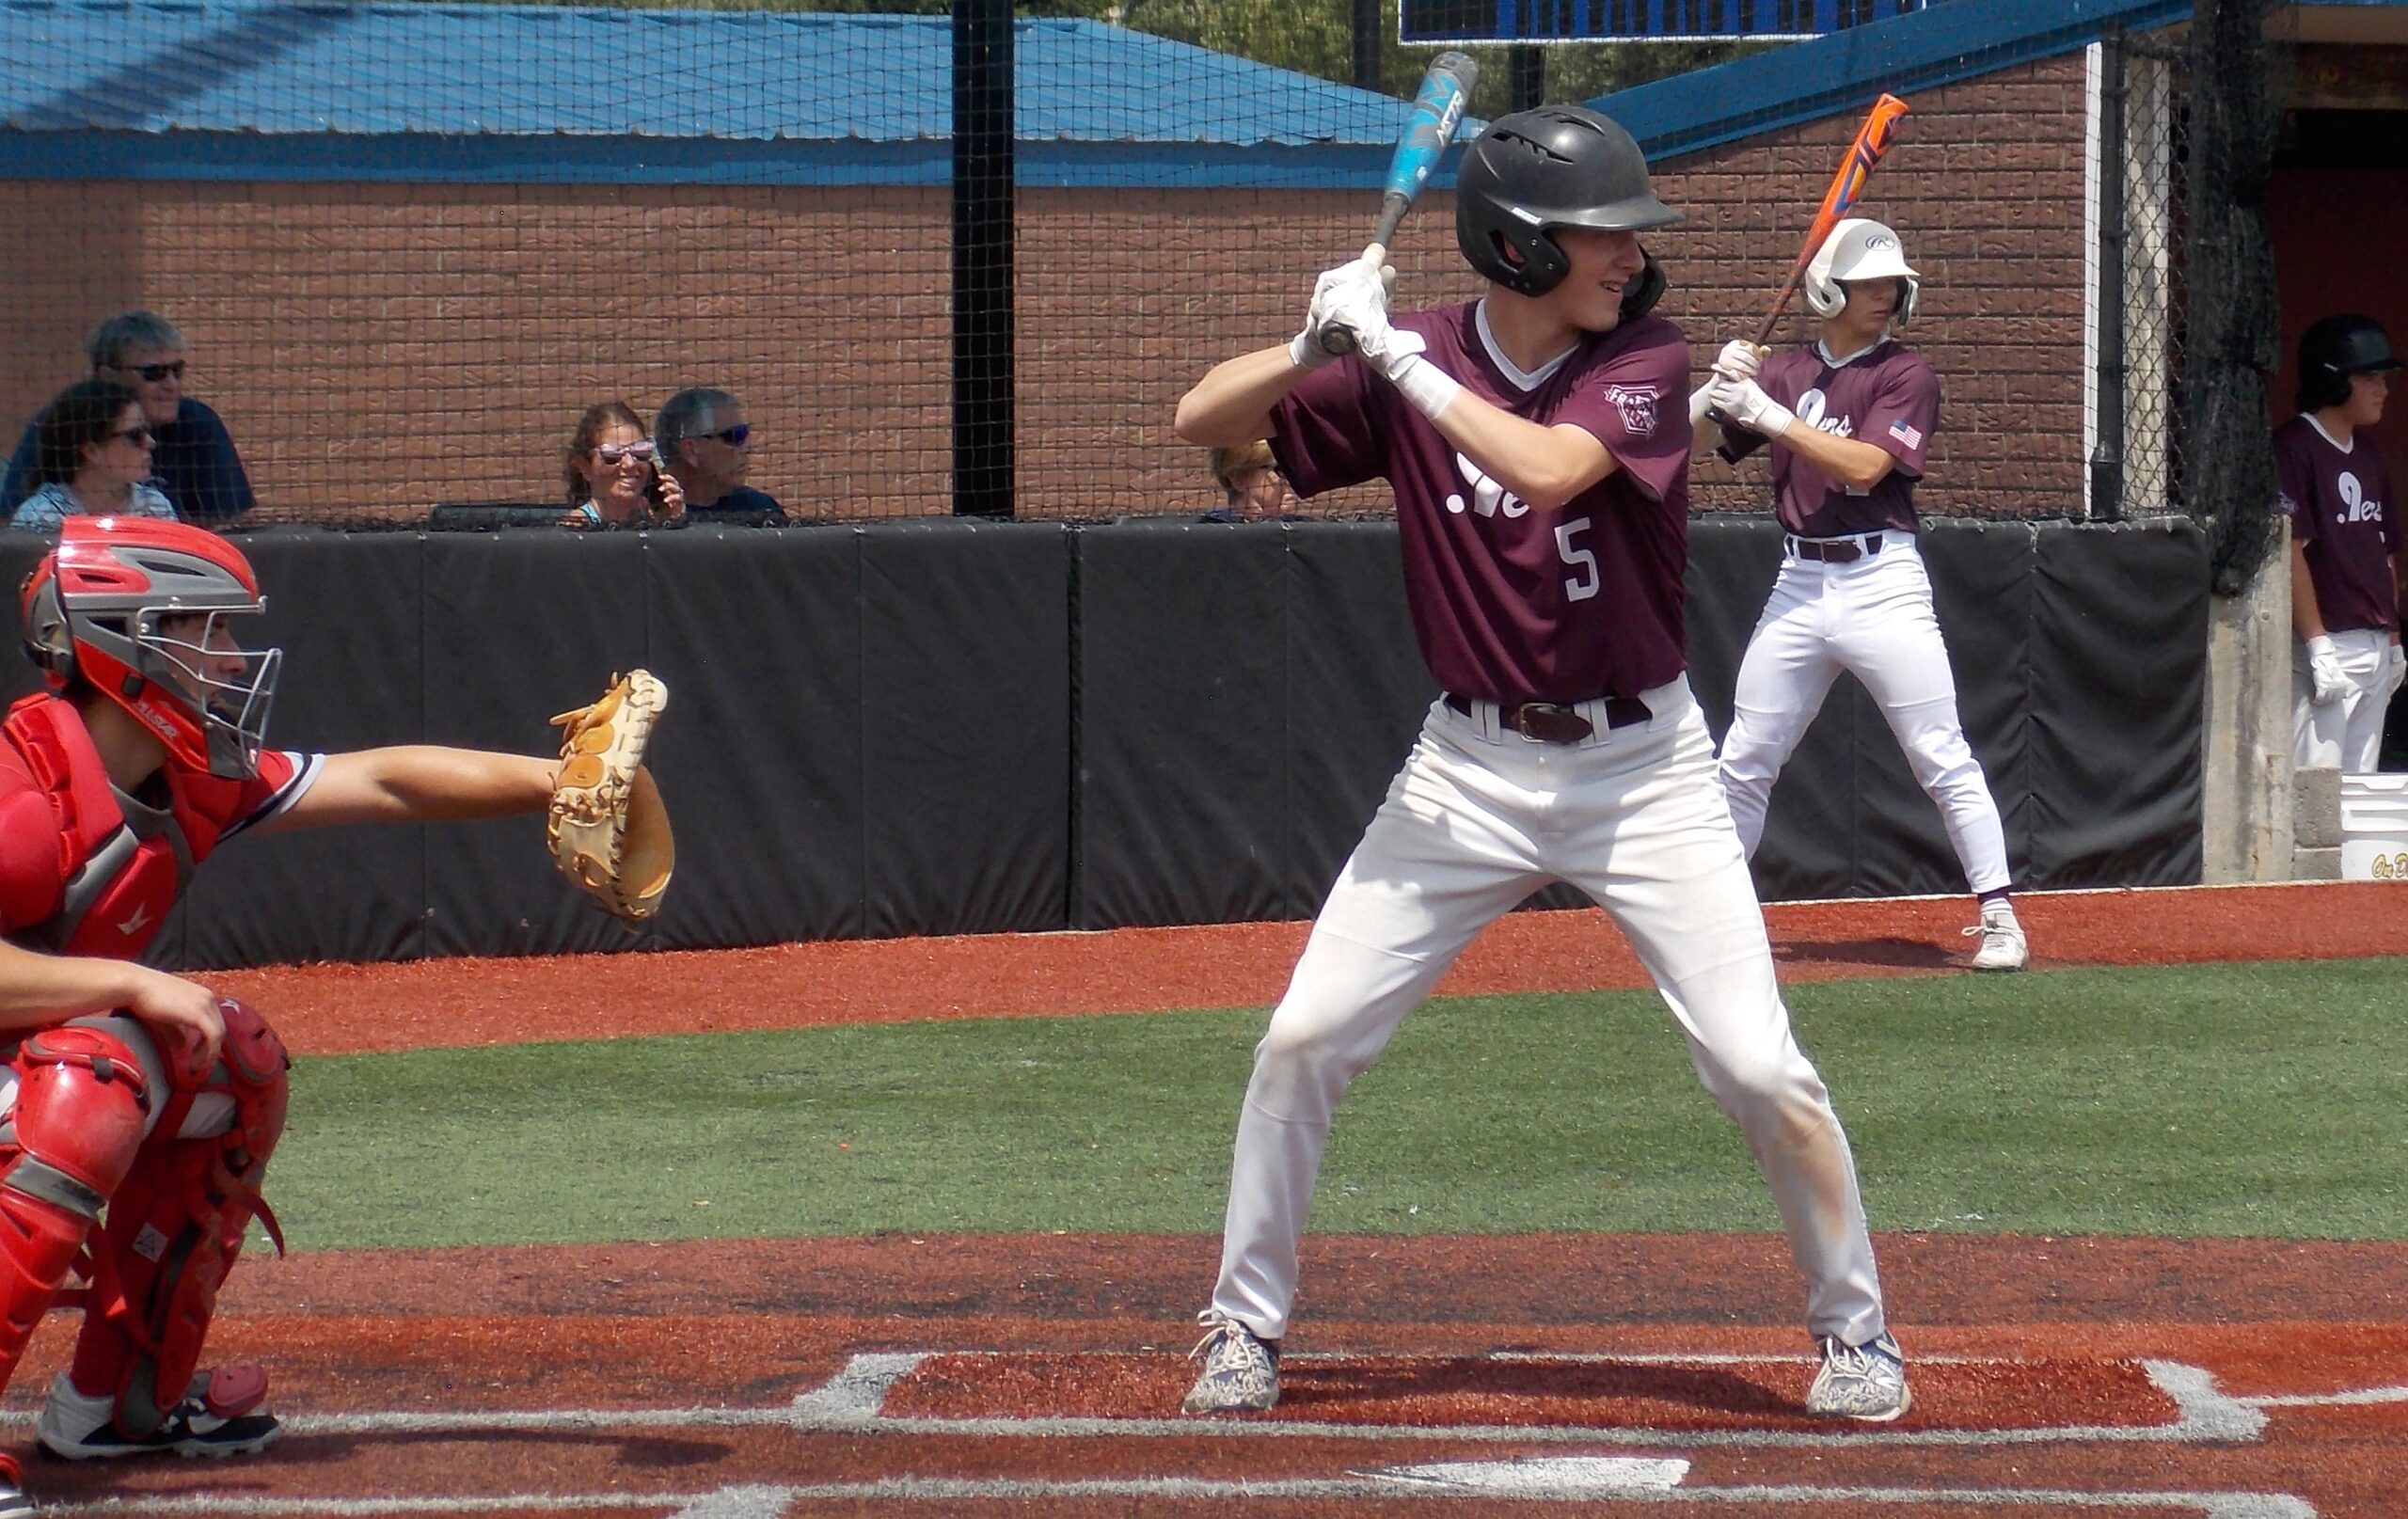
[1455,105,1681,300]
[2298,312,2402,410]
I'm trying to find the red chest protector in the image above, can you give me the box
[0,694,250,959]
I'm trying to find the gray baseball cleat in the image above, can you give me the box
[1183,1311,1281,1413]
[1806,1330,1911,1422]
[1966,905,2028,972]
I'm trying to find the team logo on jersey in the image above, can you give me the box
[2337,471,2384,524]
[1795,388,1856,439]
[1444,451,1529,519]
[1602,383,1660,439]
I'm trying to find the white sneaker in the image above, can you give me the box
[36,1369,281,1461]
[1965,905,2027,972]
[1182,1311,1280,1413]
[1806,1330,1911,1421]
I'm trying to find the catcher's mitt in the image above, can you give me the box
[547,669,673,924]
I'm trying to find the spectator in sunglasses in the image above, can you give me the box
[654,388,783,518]
[4,310,252,523]
[8,380,179,530]
[562,401,686,529]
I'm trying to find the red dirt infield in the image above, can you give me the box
[5,881,2403,1516]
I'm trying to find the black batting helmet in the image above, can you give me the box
[2297,313,2402,410]
[1455,105,1680,305]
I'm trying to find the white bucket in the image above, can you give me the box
[2338,773,2408,881]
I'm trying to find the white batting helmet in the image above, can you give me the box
[1802,218,1919,326]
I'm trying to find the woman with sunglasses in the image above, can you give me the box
[562,401,687,529]
[8,380,178,531]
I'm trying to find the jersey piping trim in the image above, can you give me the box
[1472,299,1574,393]
[2303,414,2356,454]
[220,752,324,841]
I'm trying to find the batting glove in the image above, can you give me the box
[1709,375,1797,439]
[1711,339,1764,381]
[2305,634,2351,707]
[1290,257,1394,370]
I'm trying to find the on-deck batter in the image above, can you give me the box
[2279,312,2405,775]
[1700,219,2027,972]
[1169,105,1906,1424]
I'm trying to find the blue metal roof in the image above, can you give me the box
[0,2,1431,185]
[1599,0,2194,161]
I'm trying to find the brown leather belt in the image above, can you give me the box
[1786,532,1883,562]
[1444,692,1651,744]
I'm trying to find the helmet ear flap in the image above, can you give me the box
[1801,268,1846,319]
[1619,251,1667,322]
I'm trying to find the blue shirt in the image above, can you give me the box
[687,483,784,516]
[8,480,178,530]
[6,396,253,523]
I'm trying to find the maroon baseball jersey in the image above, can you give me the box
[2275,415,2399,634]
[1268,304,1692,706]
[1722,339,1936,538]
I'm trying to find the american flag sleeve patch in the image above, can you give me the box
[1888,419,1924,451]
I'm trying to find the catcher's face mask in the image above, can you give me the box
[148,609,281,778]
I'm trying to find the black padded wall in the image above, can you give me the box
[0,515,2206,969]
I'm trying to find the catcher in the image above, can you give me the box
[0,515,668,1516]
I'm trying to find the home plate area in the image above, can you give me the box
[17,1343,2373,1516]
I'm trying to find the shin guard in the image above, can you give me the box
[0,1027,150,1401]
[70,998,288,1437]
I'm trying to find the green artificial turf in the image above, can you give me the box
[273,957,2408,1249]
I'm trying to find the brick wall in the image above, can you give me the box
[0,52,2093,525]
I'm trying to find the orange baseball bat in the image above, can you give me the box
[1750,93,1911,349]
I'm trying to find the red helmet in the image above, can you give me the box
[20,516,281,779]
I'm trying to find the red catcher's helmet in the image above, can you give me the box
[20,516,281,779]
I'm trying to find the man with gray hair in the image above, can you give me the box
[5,311,253,523]
[654,387,782,518]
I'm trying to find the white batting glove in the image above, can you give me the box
[2305,634,2351,707]
[1290,257,1392,370]
[1709,375,1796,438]
[1711,339,1764,381]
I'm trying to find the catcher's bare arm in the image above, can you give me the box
[0,940,227,1065]
[257,747,555,832]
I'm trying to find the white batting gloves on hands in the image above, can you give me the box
[1708,375,1797,438]
[1290,257,1395,370]
[2305,635,2351,707]
[1711,339,1764,381]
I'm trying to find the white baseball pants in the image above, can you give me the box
[1719,535,2012,894]
[2293,627,2401,775]
[1206,677,1889,1347]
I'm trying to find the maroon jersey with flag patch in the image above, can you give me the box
[1268,303,1692,706]
[1723,339,1936,539]
[2275,415,2399,635]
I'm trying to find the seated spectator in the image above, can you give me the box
[562,402,686,529]
[7,380,178,530]
[1200,442,1295,522]
[655,387,783,516]
[5,310,252,522]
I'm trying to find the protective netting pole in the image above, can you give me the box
[2182,0,2282,594]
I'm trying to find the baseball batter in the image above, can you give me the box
[1701,219,2026,972]
[0,517,587,1516]
[1170,106,1906,1423]
[2279,312,2404,774]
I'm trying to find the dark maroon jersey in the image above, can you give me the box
[2276,415,2400,634]
[1266,304,1691,706]
[1722,338,1936,538]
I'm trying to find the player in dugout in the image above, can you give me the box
[1170,104,1905,1424]
[0,516,645,1516]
